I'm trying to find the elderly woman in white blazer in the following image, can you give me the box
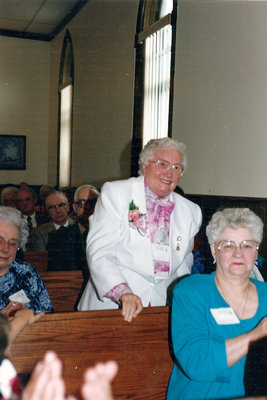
[78,138,202,321]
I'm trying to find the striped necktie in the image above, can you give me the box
[27,216,33,233]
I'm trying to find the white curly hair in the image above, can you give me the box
[0,206,29,248]
[138,138,187,176]
[206,208,263,245]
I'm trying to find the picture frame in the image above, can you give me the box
[0,135,26,170]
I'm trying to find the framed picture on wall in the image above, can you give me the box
[0,135,26,170]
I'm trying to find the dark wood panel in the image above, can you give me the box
[187,194,267,266]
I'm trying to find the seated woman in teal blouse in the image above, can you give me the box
[167,208,267,400]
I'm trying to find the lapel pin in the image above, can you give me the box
[175,236,182,251]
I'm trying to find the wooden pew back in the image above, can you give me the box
[10,307,172,399]
[24,250,48,272]
[39,270,84,312]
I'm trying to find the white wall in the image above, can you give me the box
[1,0,267,198]
[172,0,267,197]
[49,0,139,188]
[0,37,50,184]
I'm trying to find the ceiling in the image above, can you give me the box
[0,0,88,41]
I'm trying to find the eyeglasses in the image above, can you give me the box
[47,202,67,211]
[149,159,184,176]
[216,240,259,254]
[75,199,97,208]
[0,236,20,251]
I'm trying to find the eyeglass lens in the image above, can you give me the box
[151,159,183,174]
[0,236,19,250]
[76,199,97,208]
[47,202,66,210]
[216,240,258,252]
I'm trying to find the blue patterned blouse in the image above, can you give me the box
[0,260,53,313]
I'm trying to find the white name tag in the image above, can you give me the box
[9,289,30,305]
[210,307,240,325]
[152,243,170,261]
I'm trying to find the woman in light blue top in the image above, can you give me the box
[167,208,267,400]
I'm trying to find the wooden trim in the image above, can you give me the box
[137,13,172,43]
[58,79,73,92]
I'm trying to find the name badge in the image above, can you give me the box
[9,289,30,305]
[152,243,170,262]
[210,307,240,325]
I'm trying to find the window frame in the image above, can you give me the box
[57,29,74,188]
[131,0,177,177]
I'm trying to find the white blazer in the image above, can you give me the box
[78,176,202,311]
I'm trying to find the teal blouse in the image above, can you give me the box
[167,272,267,400]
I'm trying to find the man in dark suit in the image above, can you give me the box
[31,190,86,272]
[72,184,99,231]
[15,186,49,250]
[72,185,100,279]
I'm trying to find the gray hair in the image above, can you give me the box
[0,206,29,248]
[44,190,68,206]
[1,186,19,204]
[138,138,187,176]
[206,208,263,245]
[74,185,100,202]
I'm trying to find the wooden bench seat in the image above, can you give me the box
[10,307,172,399]
[39,270,84,312]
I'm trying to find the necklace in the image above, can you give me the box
[215,276,250,319]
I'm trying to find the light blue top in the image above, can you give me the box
[167,272,267,400]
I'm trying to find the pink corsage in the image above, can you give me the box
[128,200,148,237]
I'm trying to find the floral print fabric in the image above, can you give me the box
[0,260,53,313]
[145,183,174,279]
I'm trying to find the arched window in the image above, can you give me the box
[58,29,74,188]
[131,0,177,176]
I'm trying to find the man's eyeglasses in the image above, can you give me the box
[149,159,184,176]
[75,199,97,208]
[47,202,67,210]
[0,236,20,251]
[215,240,259,254]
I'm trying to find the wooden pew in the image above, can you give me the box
[39,270,84,312]
[24,250,48,272]
[9,307,267,400]
[10,307,172,399]
[24,250,85,311]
